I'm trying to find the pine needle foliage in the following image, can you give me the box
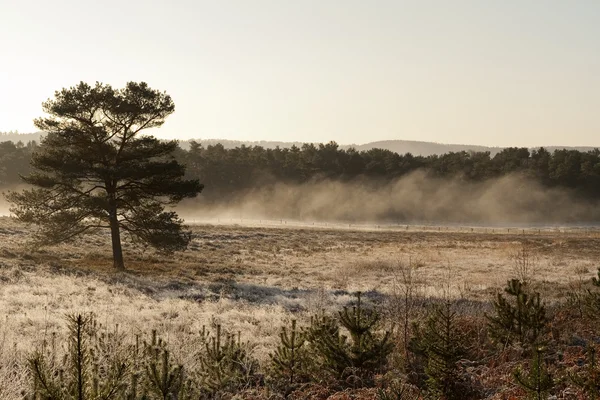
[88,321,131,400]
[302,312,341,380]
[305,292,392,384]
[582,268,600,320]
[142,330,193,400]
[411,300,469,400]
[198,325,257,395]
[513,346,555,400]
[570,345,600,399]
[27,313,129,400]
[269,319,308,390]
[6,81,203,270]
[486,279,547,348]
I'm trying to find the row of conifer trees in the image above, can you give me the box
[4,139,600,200]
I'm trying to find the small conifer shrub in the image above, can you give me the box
[198,325,258,395]
[26,313,130,400]
[570,345,600,399]
[142,330,193,400]
[486,279,547,348]
[582,268,600,320]
[305,292,392,385]
[513,346,554,400]
[269,319,308,391]
[410,300,470,400]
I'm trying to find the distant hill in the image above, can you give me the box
[179,138,308,150]
[349,140,503,156]
[180,138,599,156]
[1,133,597,156]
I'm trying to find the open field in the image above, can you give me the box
[1,216,600,398]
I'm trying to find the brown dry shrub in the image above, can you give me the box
[288,383,334,400]
[326,388,378,400]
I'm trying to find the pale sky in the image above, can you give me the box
[1,1,599,147]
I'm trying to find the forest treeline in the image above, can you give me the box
[2,139,600,199]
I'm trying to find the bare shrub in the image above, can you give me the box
[510,244,539,285]
[385,257,425,371]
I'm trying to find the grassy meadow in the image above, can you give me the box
[1,216,600,398]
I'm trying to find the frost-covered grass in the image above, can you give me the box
[0,217,599,398]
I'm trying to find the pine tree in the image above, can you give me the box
[6,81,203,270]
[513,346,554,400]
[570,345,600,399]
[486,279,547,348]
[144,331,187,400]
[338,292,392,376]
[91,325,130,399]
[583,268,600,320]
[303,312,342,379]
[305,292,392,384]
[269,319,308,389]
[27,313,129,400]
[412,300,468,400]
[198,325,257,395]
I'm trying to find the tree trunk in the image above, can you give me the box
[108,199,125,271]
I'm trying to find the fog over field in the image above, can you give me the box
[180,171,600,226]
[0,185,26,217]
[3,172,598,225]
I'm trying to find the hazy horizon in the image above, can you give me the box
[2,1,599,148]
[2,130,600,151]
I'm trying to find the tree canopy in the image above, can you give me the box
[6,81,203,270]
